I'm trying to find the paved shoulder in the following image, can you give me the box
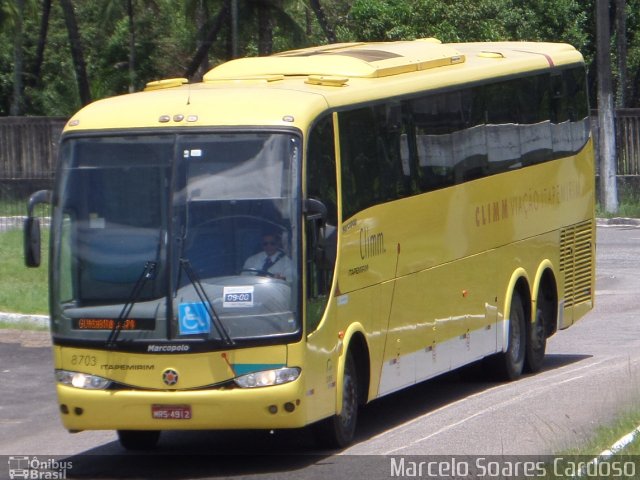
[0,329,51,348]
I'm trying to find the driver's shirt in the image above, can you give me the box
[242,250,293,280]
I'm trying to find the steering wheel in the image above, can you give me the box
[240,268,275,278]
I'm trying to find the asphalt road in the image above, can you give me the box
[1,224,639,479]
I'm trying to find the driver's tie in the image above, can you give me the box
[261,257,274,272]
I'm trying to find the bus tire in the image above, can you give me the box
[524,307,546,373]
[489,293,526,381]
[314,351,359,449]
[117,430,161,450]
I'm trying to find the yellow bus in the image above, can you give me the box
[25,39,595,450]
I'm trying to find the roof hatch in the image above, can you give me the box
[144,77,188,91]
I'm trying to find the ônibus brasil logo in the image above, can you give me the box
[8,456,72,479]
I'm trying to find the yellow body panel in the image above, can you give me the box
[334,143,594,394]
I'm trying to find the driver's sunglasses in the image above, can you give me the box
[263,241,277,246]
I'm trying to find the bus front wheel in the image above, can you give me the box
[314,351,359,449]
[117,430,161,450]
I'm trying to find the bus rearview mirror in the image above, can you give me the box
[24,216,42,267]
[24,189,52,268]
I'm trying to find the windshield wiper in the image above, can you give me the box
[106,261,157,348]
[179,258,234,346]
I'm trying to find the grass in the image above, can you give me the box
[0,198,49,217]
[561,407,640,457]
[0,319,48,331]
[0,198,24,216]
[0,228,49,314]
[596,183,640,218]
[542,408,640,478]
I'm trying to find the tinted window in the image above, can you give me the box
[337,66,589,219]
[551,66,590,156]
[339,105,413,219]
[306,115,338,332]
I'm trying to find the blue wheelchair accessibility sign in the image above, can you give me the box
[178,302,211,335]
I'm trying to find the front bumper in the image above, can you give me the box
[56,378,307,431]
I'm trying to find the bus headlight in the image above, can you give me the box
[56,370,112,390]
[234,367,300,388]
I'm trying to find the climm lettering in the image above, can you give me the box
[475,180,582,227]
[360,227,385,260]
[476,200,509,227]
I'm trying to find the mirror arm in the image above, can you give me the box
[27,190,52,218]
[304,198,327,224]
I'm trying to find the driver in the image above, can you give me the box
[242,232,292,281]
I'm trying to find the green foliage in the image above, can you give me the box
[0,32,12,115]
[0,0,17,30]
[346,0,589,45]
[22,6,81,116]
[0,0,638,115]
[560,407,640,456]
[343,0,418,41]
[596,182,640,218]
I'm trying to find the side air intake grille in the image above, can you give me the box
[559,220,594,307]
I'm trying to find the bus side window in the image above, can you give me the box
[484,81,522,172]
[564,67,591,152]
[412,92,463,190]
[373,102,417,198]
[551,72,573,157]
[339,107,380,218]
[306,115,338,333]
[516,74,553,166]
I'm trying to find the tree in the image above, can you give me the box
[247,0,306,55]
[615,0,627,107]
[10,0,25,115]
[597,0,618,213]
[98,0,138,93]
[308,0,336,43]
[29,0,52,90]
[99,1,169,93]
[60,0,91,105]
[2,0,38,115]
[5,0,640,115]
[184,0,307,80]
[184,2,229,80]
[126,0,136,93]
[345,0,417,41]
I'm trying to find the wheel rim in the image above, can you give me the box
[340,368,357,429]
[509,308,523,362]
[532,313,544,350]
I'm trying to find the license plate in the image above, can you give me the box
[151,404,192,420]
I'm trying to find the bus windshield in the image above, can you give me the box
[51,131,301,348]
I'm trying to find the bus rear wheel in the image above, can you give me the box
[314,351,359,449]
[117,430,161,450]
[524,307,547,373]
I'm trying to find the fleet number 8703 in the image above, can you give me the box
[70,355,97,367]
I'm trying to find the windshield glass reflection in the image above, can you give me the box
[51,132,301,346]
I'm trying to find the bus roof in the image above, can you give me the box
[65,39,584,133]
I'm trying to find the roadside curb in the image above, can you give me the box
[575,424,640,477]
[0,311,49,329]
[596,217,640,227]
